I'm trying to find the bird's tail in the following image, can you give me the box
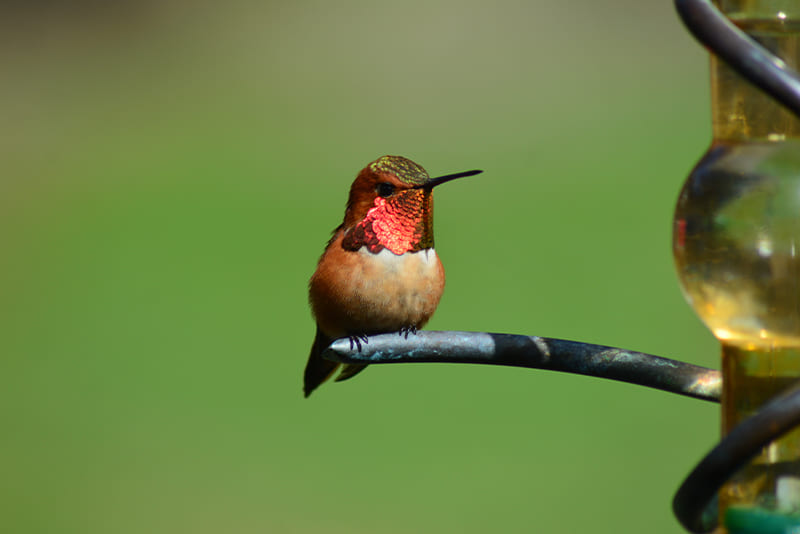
[304,328,339,397]
[335,362,367,382]
[303,328,369,397]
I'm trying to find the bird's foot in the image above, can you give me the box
[348,334,370,352]
[398,325,418,340]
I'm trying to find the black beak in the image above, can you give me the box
[417,169,483,190]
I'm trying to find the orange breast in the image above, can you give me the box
[309,231,445,338]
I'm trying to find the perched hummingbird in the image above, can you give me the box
[304,155,481,397]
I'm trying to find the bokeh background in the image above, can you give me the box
[1,1,720,533]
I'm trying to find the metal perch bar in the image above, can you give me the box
[323,330,721,402]
[324,330,800,532]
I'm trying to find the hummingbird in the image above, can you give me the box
[304,155,481,397]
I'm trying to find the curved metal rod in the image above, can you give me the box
[323,330,721,402]
[325,330,800,532]
[675,0,800,117]
[673,382,800,533]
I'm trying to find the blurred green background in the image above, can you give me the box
[1,1,720,533]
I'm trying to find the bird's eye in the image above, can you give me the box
[376,182,395,198]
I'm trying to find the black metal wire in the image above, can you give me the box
[675,0,800,119]
[673,382,800,533]
[322,329,798,532]
[324,331,721,402]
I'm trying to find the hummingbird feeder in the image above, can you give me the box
[324,0,800,532]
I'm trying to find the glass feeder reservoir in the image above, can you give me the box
[673,0,800,529]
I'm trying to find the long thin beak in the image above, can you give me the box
[417,169,483,189]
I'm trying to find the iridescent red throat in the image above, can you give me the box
[341,190,433,255]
